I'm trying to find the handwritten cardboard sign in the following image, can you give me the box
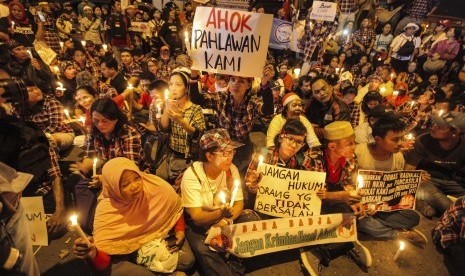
[358,170,422,211]
[20,197,48,246]
[130,22,150,33]
[254,164,326,217]
[309,1,337,22]
[190,7,273,77]
[205,214,357,257]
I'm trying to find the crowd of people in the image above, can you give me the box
[1,0,465,275]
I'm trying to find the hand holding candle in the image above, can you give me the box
[70,214,90,246]
[92,158,98,176]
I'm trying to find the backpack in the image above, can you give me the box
[109,13,127,39]
[397,38,415,57]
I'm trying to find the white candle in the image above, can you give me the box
[59,41,64,49]
[380,87,386,94]
[156,103,161,118]
[127,84,133,90]
[438,109,444,116]
[78,116,85,125]
[102,44,108,52]
[219,191,226,205]
[70,214,90,246]
[390,73,395,80]
[406,133,413,140]
[356,175,364,193]
[229,180,240,207]
[393,241,405,261]
[257,155,264,169]
[184,31,191,55]
[393,90,399,97]
[63,109,72,121]
[410,101,415,108]
[164,89,169,100]
[11,21,15,29]
[335,67,340,74]
[293,68,301,77]
[53,65,60,76]
[81,40,86,47]
[92,158,97,176]
[27,50,33,59]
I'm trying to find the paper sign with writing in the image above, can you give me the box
[216,0,250,11]
[20,197,48,246]
[190,7,273,77]
[205,214,357,258]
[290,20,305,53]
[358,170,422,211]
[130,22,150,33]
[309,1,337,22]
[254,164,326,217]
[269,19,293,50]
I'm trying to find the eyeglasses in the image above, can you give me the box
[283,135,305,148]
[213,149,236,157]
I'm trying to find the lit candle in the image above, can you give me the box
[393,241,405,261]
[63,109,72,121]
[342,29,349,36]
[81,40,86,47]
[184,31,191,55]
[102,44,108,52]
[380,87,386,95]
[53,65,60,76]
[92,158,97,176]
[438,109,444,116]
[229,180,240,207]
[410,100,415,108]
[219,191,226,205]
[293,68,301,77]
[257,155,264,169]
[378,57,382,61]
[11,21,15,29]
[356,175,364,193]
[393,90,399,97]
[164,89,169,100]
[335,67,340,74]
[390,73,395,80]
[127,83,133,90]
[156,103,161,118]
[27,50,33,59]
[59,41,64,49]
[70,214,90,246]
[406,133,413,140]
[78,115,85,125]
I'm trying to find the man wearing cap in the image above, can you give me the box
[190,65,275,174]
[394,0,440,35]
[305,76,351,139]
[386,23,421,73]
[3,40,54,94]
[405,111,465,217]
[266,93,320,149]
[77,0,95,18]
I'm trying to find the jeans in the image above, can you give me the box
[357,210,420,239]
[416,177,465,213]
[2,206,40,276]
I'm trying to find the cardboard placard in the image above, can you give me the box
[309,1,337,22]
[254,164,326,217]
[20,197,48,246]
[216,0,250,11]
[190,7,273,77]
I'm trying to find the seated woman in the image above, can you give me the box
[266,93,320,150]
[354,91,383,144]
[181,129,256,276]
[157,69,205,182]
[14,79,75,152]
[355,116,427,245]
[73,157,194,275]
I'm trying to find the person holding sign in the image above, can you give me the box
[181,129,256,276]
[189,64,275,174]
[355,116,427,245]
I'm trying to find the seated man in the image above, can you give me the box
[405,111,465,217]
[355,116,427,245]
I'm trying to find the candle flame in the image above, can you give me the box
[102,44,107,51]
[78,116,85,123]
[438,109,444,116]
[127,84,133,90]
[380,87,386,93]
[399,241,405,250]
[258,155,264,164]
[64,109,69,116]
[407,133,413,140]
[357,175,364,189]
[93,158,97,166]
[393,90,399,96]
[219,191,226,204]
[164,89,169,100]
[81,41,86,47]
[57,82,63,88]
[293,68,301,77]
[234,179,240,188]
[70,214,78,225]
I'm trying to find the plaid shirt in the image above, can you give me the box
[338,0,358,13]
[348,101,361,128]
[305,96,351,139]
[84,124,143,166]
[409,0,440,19]
[352,28,376,55]
[157,60,176,82]
[302,16,334,63]
[190,85,273,143]
[14,95,73,134]
[35,147,62,196]
[119,61,143,80]
[433,196,465,249]
[168,104,205,157]
[74,59,101,80]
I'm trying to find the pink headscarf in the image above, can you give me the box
[8,1,29,25]
[93,157,183,255]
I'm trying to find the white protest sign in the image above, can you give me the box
[190,7,273,77]
[130,22,150,33]
[205,214,357,257]
[254,164,326,217]
[310,1,337,22]
[216,0,250,11]
[20,197,48,246]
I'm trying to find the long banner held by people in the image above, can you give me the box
[205,214,357,258]
[190,7,273,77]
[358,170,422,211]
[254,164,326,217]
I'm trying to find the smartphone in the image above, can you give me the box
[37,11,46,22]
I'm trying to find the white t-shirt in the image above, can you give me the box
[181,162,243,211]
[266,114,321,149]
[355,143,405,171]
[390,34,421,60]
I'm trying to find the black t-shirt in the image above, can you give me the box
[405,133,465,182]
[159,21,181,50]
[0,17,37,47]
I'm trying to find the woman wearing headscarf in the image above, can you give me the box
[0,0,44,47]
[73,157,194,275]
